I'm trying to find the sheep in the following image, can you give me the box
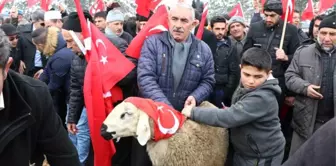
[102,97,229,166]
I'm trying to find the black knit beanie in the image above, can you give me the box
[264,0,283,16]
[319,12,336,30]
[62,11,93,33]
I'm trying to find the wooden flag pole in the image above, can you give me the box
[279,1,289,50]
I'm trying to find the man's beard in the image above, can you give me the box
[317,38,336,52]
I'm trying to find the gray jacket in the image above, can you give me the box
[191,78,285,158]
[285,44,336,150]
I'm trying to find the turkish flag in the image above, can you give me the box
[74,0,135,165]
[126,5,168,59]
[41,0,52,11]
[281,0,295,23]
[301,0,314,21]
[228,3,244,18]
[136,0,152,17]
[89,0,106,16]
[149,0,162,11]
[196,2,208,39]
[27,0,40,8]
[319,0,336,13]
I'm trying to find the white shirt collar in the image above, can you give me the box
[0,92,5,111]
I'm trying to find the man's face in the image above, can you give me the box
[240,65,270,89]
[108,21,123,36]
[33,19,45,29]
[264,11,280,28]
[10,7,18,18]
[317,28,336,51]
[212,22,226,40]
[8,35,18,48]
[139,21,147,31]
[94,17,107,31]
[293,12,301,28]
[61,29,83,54]
[313,19,322,39]
[168,6,197,42]
[45,20,63,29]
[229,22,245,40]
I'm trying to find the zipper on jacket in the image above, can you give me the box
[161,53,166,73]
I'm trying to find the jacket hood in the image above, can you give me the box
[43,27,66,56]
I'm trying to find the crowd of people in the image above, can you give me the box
[0,0,335,166]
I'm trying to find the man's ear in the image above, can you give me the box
[136,111,151,146]
[4,57,13,80]
[192,19,199,27]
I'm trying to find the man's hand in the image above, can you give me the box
[19,61,26,74]
[67,123,78,135]
[275,48,288,61]
[307,85,323,99]
[184,96,196,108]
[33,69,43,79]
[58,3,65,12]
[284,96,295,106]
[182,105,193,118]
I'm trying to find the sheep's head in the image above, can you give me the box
[101,101,151,146]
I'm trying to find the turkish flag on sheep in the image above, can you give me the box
[74,0,135,165]
[126,5,168,59]
[125,97,186,141]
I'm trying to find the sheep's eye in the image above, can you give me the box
[120,112,132,119]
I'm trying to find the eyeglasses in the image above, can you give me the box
[8,35,19,41]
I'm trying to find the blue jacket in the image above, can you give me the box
[137,32,215,111]
[40,33,75,102]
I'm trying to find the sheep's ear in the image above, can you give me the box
[136,111,151,146]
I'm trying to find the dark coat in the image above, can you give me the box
[39,33,75,123]
[9,47,20,72]
[194,25,217,56]
[243,20,300,95]
[67,35,138,124]
[0,70,80,166]
[120,31,134,44]
[17,24,47,76]
[137,31,215,111]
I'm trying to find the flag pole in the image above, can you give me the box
[279,0,289,50]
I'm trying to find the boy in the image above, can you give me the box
[182,47,285,166]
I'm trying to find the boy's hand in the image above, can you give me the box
[184,96,196,108]
[182,105,193,118]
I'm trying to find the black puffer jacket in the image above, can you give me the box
[67,36,138,124]
[243,20,300,95]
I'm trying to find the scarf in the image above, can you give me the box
[105,27,124,37]
[125,97,186,141]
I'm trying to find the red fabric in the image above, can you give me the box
[301,0,314,21]
[74,0,136,165]
[125,97,186,141]
[126,5,168,59]
[280,104,290,120]
[136,0,152,17]
[319,0,336,13]
[196,3,208,39]
[41,0,51,11]
[228,3,244,18]
[27,0,39,8]
[281,0,295,23]
[149,0,162,11]
[89,0,106,16]
[0,0,12,12]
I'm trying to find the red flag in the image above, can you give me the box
[126,5,168,59]
[74,0,135,165]
[89,0,106,16]
[149,0,162,11]
[301,0,314,21]
[228,3,244,18]
[319,0,336,13]
[0,0,9,12]
[196,2,208,39]
[136,0,152,17]
[27,0,40,8]
[41,0,51,11]
[281,0,295,23]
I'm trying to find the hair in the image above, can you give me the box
[308,14,326,39]
[294,9,301,15]
[124,20,137,37]
[241,47,272,72]
[31,9,45,22]
[210,16,226,28]
[32,28,47,45]
[94,11,107,20]
[169,2,195,20]
[0,29,11,71]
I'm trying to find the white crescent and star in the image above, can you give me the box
[156,106,180,134]
[95,39,108,65]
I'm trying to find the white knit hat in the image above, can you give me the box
[44,11,62,20]
[106,9,124,23]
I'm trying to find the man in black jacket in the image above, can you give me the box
[0,29,80,166]
[62,12,138,166]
